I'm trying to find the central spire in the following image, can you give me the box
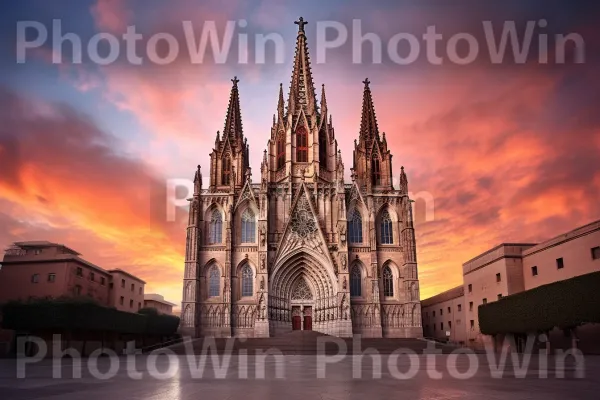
[287,17,318,118]
[223,76,244,141]
[359,78,380,143]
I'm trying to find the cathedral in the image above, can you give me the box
[180,18,422,338]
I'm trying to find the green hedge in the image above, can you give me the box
[479,271,600,335]
[1,297,180,336]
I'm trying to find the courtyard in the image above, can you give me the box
[1,352,597,400]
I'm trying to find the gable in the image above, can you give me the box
[274,182,335,269]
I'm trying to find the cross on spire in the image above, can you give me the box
[363,78,370,87]
[231,76,239,86]
[295,17,308,33]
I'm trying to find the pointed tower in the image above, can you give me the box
[353,78,393,192]
[266,17,338,184]
[184,18,422,341]
[287,17,318,119]
[210,76,250,191]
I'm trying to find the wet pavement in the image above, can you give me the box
[1,352,598,400]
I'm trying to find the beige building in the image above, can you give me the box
[462,243,536,348]
[422,286,465,345]
[0,241,146,313]
[181,18,422,338]
[422,220,600,349]
[144,294,176,315]
[522,220,600,290]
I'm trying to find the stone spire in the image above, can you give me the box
[320,83,328,115]
[194,165,202,194]
[399,166,408,194]
[359,78,380,144]
[353,78,393,190]
[210,77,249,189]
[287,17,318,117]
[223,76,244,141]
[277,83,285,124]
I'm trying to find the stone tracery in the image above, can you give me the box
[180,17,421,339]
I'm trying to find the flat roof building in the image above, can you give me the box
[144,294,176,315]
[422,219,600,351]
[0,241,146,313]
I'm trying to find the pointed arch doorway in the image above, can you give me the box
[291,277,313,331]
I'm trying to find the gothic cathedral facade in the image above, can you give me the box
[181,18,422,338]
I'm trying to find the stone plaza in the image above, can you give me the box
[1,350,597,400]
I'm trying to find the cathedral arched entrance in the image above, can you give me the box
[269,251,338,336]
[291,277,313,331]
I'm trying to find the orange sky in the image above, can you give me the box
[1,0,599,309]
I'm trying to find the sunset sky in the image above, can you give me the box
[1,0,599,308]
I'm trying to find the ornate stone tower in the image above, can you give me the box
[348,79,422,338]
[180,17,422,339]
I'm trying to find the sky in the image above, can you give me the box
[0,0,599,309]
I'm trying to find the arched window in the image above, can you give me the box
[209,209,222,244]
[350,265,362,297]
[296,126,308,162]
[380,210,393,244]
[208,266,220,297]
[277,134,285,169]
[241,265,253,297]
[347,208,363,244]
[372,156,381,186]
[222,157,231,185]
[241,209,256,243]
[383,266,394,297]
[319,129,327,164]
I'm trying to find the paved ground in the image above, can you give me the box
[0,352,598,400]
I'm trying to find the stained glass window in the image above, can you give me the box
[372,156,381,186]
[277,134,285,169]
[383,266,394,297]
[296,126,308,162]
[241,209,256,243]
[380,210,393,244]
[222,157,231,185]
[209,266,220,297]
[209,209,222,244]
[350,265,362,297]
[241,265,253,297]
[348,208,363,244]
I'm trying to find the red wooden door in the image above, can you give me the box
[292,315,302,330]
[303,316,312,331]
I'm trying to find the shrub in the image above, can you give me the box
[479,271,600,335]
[138,307,159,316]
[1,298,180,336]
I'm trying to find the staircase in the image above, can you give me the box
[168,331,458,355]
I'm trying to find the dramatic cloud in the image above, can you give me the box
[1,0,599,305]
[0,87,187,304]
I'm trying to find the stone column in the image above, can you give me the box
[255,216,270,337]
[222,200,233,337]
[181,196,201,337]
[368,199,383,338]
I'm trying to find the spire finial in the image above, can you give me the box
[363,78,370,87]
[231,76,239,86]
[295,17,308,33]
